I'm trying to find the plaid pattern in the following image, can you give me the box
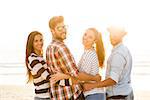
[46,40,83,100]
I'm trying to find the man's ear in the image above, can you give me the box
[51,29,55,35]
[124,32,127,36]
[107,27,110,32]
[122,31,127,37]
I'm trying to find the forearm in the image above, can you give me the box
[62,74,87,85]
[62,74,80,85]
[76,72,98,81]
[96,78,116,88]
[83,78,116,91]
[57,72,101,85]
[55,73,80,85]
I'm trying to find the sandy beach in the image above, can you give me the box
[0,85,34,100]
[0,84,150,100]
[0,57,150,100]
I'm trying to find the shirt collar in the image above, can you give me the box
[84,47,95,52]
[31,52,43,57]
[112,42,123,52]
[52,39,64,44]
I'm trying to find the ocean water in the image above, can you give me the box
[0,63,27,85]
[0,51,150,91]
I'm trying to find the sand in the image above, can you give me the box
[0,85,150,100]
[0,85,34,100]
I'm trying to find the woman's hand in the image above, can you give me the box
[93,74,101,82]
[50,72,70,84]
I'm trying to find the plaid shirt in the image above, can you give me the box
[46,40,83,100]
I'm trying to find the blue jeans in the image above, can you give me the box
[85,93,106,100]
[34,97,50,100]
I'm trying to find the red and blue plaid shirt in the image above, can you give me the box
[46,40,83,100]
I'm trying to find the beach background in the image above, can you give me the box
[0,0,150,100]
[0,49,150,100]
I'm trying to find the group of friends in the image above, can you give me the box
[25,16,134,100]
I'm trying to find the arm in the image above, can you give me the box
[84,53,126,91]
[50,72,96,84]
[76,72,101,82]
[50,72,70,84]
[50,72,101,85]
[83,78,116,91]
[97,78,116,87]
[58,47,101,83]
[77,51,101,82]
[29,59,51,81]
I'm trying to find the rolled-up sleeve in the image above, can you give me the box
[109,53,126,83]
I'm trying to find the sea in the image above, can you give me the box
[0,49,150,91]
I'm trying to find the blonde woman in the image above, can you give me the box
[83,26,133,100]
[78,28,105,100]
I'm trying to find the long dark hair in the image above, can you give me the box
[25,31,42,83]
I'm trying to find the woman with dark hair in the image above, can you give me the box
[25,31,70,100]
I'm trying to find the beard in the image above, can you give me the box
[53,31,67,41]
[55,35,66,41]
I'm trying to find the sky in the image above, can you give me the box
[0,0,150,64]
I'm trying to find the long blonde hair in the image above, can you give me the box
[88,28,105,67]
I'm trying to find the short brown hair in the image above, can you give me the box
[49,16,64,30]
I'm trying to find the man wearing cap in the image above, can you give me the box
[84,26,134,100]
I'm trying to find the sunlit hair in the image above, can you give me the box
[88,28,105,67]
[107,26,127,38]
[25,31,42,83]
[49,16,64,30]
